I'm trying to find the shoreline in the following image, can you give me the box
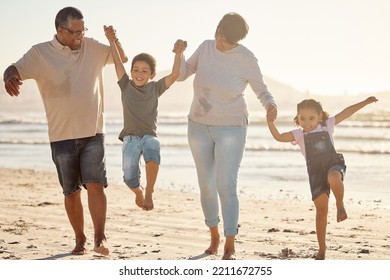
[1,167,389,260]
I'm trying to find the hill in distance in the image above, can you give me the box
[1,67,388,117]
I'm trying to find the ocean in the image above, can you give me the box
[1,105,389,207]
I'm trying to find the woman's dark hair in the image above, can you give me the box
[294,99,329,126]
[55,6,83,29]
[131,53,157,74]
[215,12,249,44]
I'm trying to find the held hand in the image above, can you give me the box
[266,105,277,122]
[4,76,23,97]
[172,39,187,53]
[103,25,117,42]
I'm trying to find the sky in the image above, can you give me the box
[1,0,389,96]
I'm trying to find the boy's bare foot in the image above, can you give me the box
[337,207,348,222]
[72,238,87,255]
[93,239,109,256]
[142,191,154,211]
[205,234,220,255]
[131,186,144,208]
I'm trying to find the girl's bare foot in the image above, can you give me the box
[315,252,325,260]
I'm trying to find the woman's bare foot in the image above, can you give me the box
[222,236,236,260]
[130,186,144,208]
[93,239,109,256]
[205,233,220,255]
[222,250,237,260]
[72,238,87,255]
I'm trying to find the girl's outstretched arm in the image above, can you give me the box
[335,96,378,125]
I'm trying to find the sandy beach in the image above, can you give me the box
[1,167,389,261]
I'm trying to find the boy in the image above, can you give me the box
[105,25,186,210]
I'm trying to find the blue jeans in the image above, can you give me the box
[122,135,161,188]
[188,120,247,237]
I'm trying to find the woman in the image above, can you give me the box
[177,12,277,260]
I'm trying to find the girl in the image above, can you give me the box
[267,96,378,260]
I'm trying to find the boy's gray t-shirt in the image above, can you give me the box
[117,73,167,140]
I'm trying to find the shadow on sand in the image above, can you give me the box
[36,253,73,260]
[188,253,211,260]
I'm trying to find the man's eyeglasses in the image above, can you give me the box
[61,26,88,37]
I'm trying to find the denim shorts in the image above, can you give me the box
[50,134,107,195]
[307,153,346,201]
[122,135,160,188]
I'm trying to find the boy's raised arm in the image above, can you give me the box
[104,25,126,81]
[165,39,187,88]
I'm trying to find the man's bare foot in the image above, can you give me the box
[93,239,109,256]
[72,238,87,255]
[222,250,237,260]
[205,234,220,255]
[337,207,348,223]
[131,186,144,208]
